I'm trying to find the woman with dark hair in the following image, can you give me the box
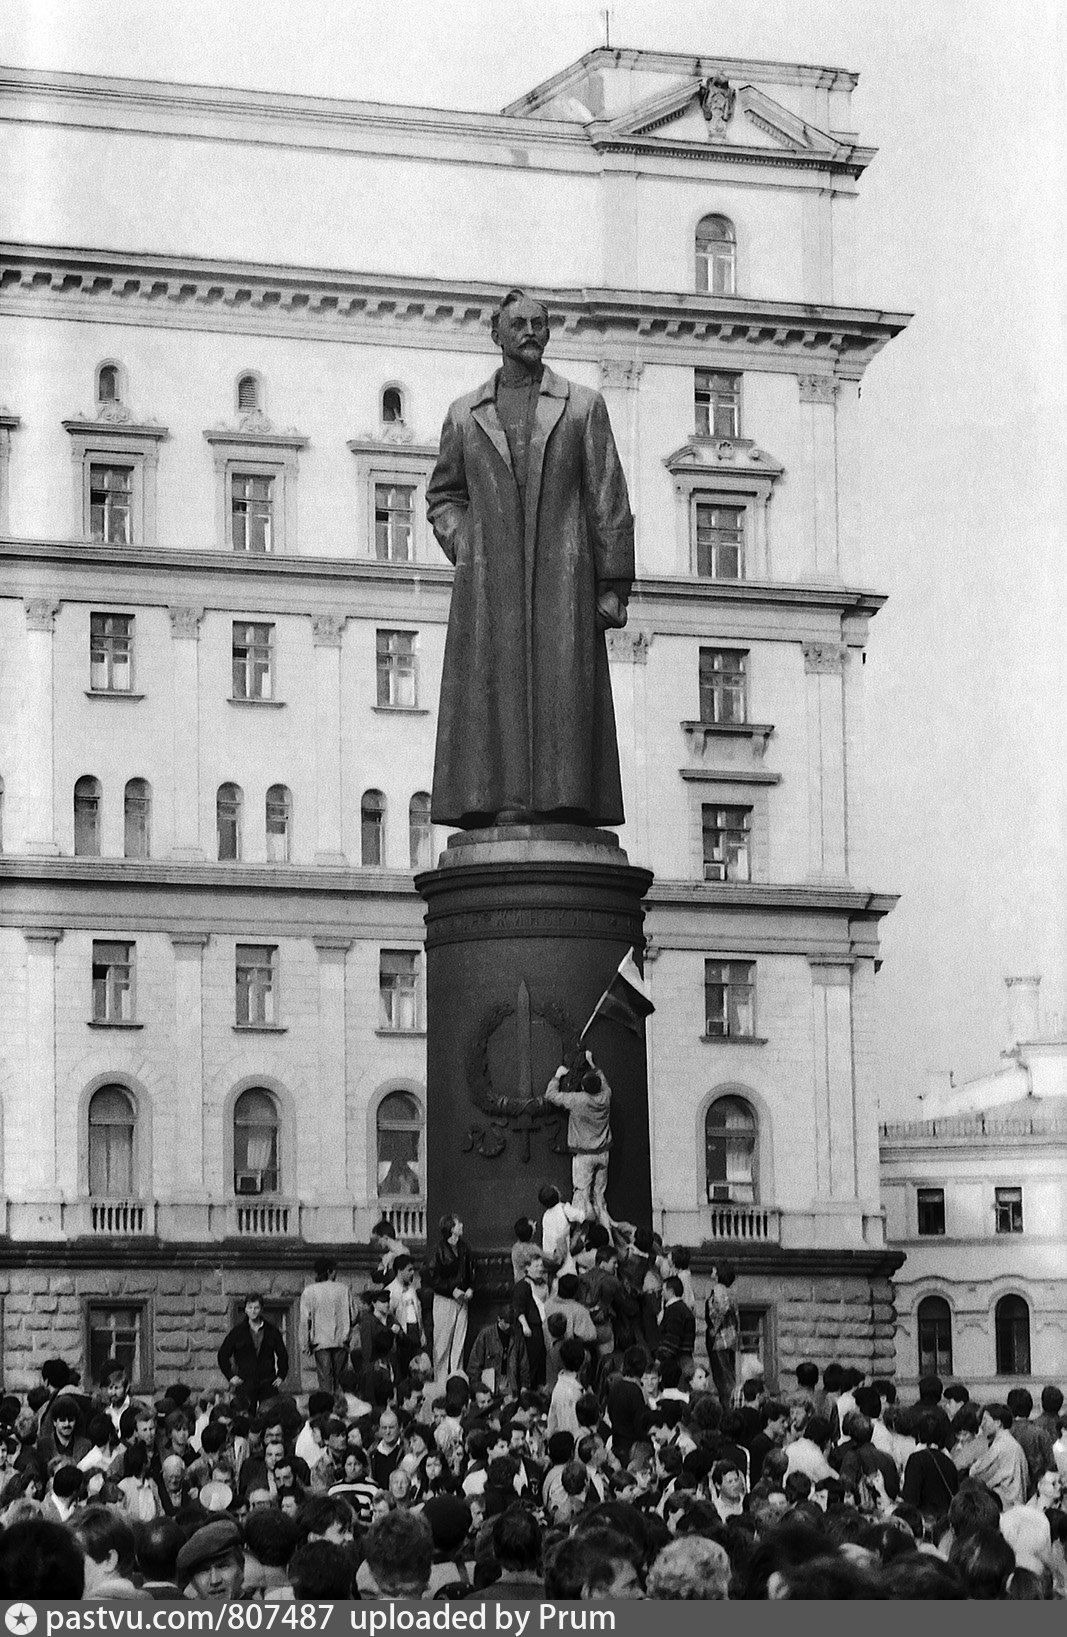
[901,1410,959,1516]
[703,1260,739,1409]
[948,1526,1016,1599]
[427,1215,475,1382]
[949,1403,987,1474]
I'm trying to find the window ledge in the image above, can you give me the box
[375,1028,427,1038]
[87,1020,144,1030]
[700,1034,768,1046]
[371,705,430,716]
[233,1023,288,1034]
[228,696,285,709]
[682,721,775,757]
[85,690,145,702]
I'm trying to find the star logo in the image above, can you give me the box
[5,1607,37,1635]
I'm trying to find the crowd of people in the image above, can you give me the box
[0,1193,1065,1603]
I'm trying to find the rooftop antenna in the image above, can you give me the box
[601,6,612,48]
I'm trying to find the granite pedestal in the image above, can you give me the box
[416,825,654,1296]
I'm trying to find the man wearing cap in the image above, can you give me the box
[177,1517,246,1601]
[300,1257,356,1394]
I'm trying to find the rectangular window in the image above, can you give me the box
[91,940,134,1024]
[737,1307,770,1377]
[376,629,418,709]
[695,370,741,439]
[236,944,277,1027]
[699,648,748,725]
[694,501,745,579]
[702,805,751,882]
[232,622,274,700]
[90,612,134,692]
[374,483,415,562]
[917,1187,946,1236]
[379,949,420,1031]
[994,1186,1023,1234]
[231,474,274,553]
[704,959,755,1038]
[89,465,133,545]
[87,1303,145,1390]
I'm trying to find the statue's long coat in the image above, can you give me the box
[427,366,635,828]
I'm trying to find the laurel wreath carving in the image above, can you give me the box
[462,998,579,1161]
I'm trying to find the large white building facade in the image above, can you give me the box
[881,977,1067,1395]
[0,48,908,1391]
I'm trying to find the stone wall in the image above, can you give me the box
[0,1251,378,1394]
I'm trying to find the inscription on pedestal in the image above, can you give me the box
[429,903,642,945]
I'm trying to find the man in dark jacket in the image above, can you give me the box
[656,1277,696,1375]
[217,1294,288,1413]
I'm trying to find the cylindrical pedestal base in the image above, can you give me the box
[416,825,654,1278]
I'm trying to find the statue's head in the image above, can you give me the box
[491,289,550,368]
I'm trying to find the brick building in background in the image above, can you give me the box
[0,47,907,1391]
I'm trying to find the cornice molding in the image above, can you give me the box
[648,879,898,916]
[0,244,910,377]
[0,856,420,898]
[0,539,889,619]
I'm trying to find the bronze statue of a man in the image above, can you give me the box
[427,291,635,830]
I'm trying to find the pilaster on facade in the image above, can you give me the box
[168,932,208,1212]
[167,606,204,859]
[311,936,352,1218]
[21,600,61,855]
[0,410,20,533]
[809,955,859,1212]
[17,929,62,1217]
[312,622,348,866]
[803,640,849,883]
[599,356,644,518]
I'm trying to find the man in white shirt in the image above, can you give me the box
[386,1256,425,1375]
[300,1257,356,1394]
[785,1414,837,1484]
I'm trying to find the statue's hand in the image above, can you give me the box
[596,589,628,630]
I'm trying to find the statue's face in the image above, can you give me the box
[493,296,549,367]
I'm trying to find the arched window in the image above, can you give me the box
[123,778,151,859]
[381,386,405,423]
[74,775,102,856]
[995,1294,1031,1376]
[917,1295,953,1377]
[217,783,242,861]
[96,363,122,406]
[695,215,736,295]
[361,789,385,866]
[234,1088,281,1195]
[88,1084,136,1197]
[409,792,432,870]
[266,784,291,863]
[705,1095,757,1203]
[237,373,260,413]
[376,1090,423,1199]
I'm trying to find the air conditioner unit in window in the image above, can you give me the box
[235,1170,264,1195]
[704,861,727,881]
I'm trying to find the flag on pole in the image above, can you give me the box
[579,947,655,1041]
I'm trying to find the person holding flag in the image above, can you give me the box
[544,1051,613,1226]
[543,947,654,1225]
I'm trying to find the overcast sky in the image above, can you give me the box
[2,0,1064,1115]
